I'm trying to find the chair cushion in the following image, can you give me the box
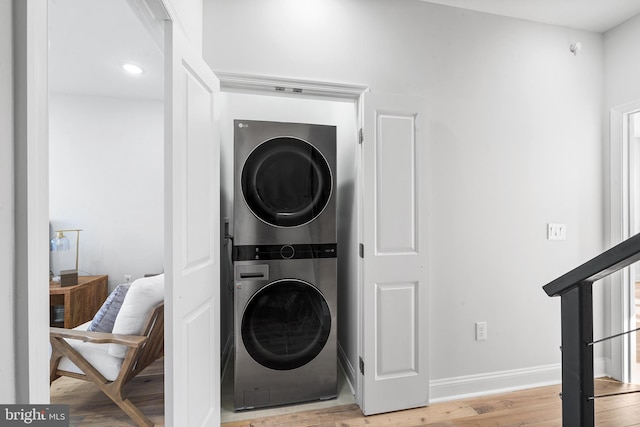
[87,283,131,333]
[55,322,124,382]
[109,274,164,358]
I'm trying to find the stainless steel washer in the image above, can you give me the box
[233,245,337,410]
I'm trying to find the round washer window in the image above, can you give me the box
[241,137,332,227]
[241,280,331,370]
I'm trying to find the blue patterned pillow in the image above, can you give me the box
[87,283,131,333]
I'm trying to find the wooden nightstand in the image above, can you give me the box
[49,275,108,328]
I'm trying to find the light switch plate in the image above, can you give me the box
[476,322,487,341]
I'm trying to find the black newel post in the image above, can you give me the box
[560,282,594,427]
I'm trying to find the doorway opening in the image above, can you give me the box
[216,87,361,422]
[47,0,165,420]
[611,101,640,386]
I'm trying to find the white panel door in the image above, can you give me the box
[360,92,429,415]
[165,20,220,426]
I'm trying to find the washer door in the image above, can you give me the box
[241,137,332,227]
[241,280,331,370]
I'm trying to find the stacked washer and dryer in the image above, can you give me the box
[232,120,338,410]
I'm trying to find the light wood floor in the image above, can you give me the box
[50,358,640,426]
[223,378,640,427]
[50,358,165,426]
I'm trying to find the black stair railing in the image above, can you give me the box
[543,232,640,426]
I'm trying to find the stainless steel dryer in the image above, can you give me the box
[233,244,337,410]
[233,120,336,246]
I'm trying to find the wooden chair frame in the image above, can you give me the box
[50,302,164,427]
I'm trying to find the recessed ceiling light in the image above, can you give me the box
[122,63,144,75]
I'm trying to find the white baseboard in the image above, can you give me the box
[429,363,561,403]
[337,342,357,396]
[429,357,609,403]
[595,356,609,378]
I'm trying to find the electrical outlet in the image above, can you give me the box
[547,223,566,240]
[124,274,132,283]
[476,322,487,341]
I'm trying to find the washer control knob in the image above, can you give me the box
[280,245,295,259]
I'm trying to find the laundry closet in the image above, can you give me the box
[219,90,359,410]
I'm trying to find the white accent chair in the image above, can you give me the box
[50,274,164,427]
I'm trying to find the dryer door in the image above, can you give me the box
[241,137,332,227]
[241,279,331,370]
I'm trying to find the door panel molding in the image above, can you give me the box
[375,282,419,379]
[375,112,418,255]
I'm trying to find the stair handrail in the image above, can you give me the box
[543,231,640,427]
[544,232,640,297]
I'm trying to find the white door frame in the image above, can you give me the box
[609,100,640,383]
[216,72,368,400]
[216,73,367,100]
[14,0,51,403]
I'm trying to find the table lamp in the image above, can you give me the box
[50,229,82,286]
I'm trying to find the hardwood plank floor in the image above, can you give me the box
[222,379,640,427]
[50,359,640,427]
[50,358,165,426]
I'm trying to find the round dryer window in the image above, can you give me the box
[241,137,332,227]
[241,280,332,370]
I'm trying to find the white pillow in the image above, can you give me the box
[108,274,164,358]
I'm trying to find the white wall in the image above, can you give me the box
[0,0,16,404]
[218,92,358,379]
[49,93,164,290]
[205,0,605,398]
[604,14,640,109]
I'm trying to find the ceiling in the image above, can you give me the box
[49,0,640,101]
[422,0,640,33]
[48,0,163,100]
